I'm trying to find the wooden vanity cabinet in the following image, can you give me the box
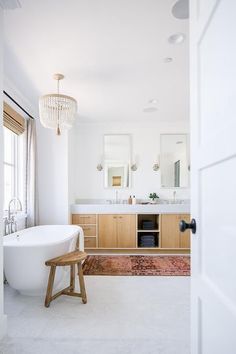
[72,212,190,252]
[161,214,190,249]
[98,214,136,248]
[71,214,97,249]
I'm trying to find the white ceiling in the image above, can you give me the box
[3,0,189,123]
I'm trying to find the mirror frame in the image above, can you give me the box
[160,133,190,189]
[103,134,132,189]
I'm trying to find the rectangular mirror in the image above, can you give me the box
[160,134,189,188]
[104,134,131,188]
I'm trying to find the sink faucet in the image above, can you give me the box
[5,197,22,235]
[173,191,176,203]
[115,191,119,204]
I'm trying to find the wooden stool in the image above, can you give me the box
[44,250,87,307]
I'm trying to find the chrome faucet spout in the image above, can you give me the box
[115,191,118,204]
[173,191,177,203]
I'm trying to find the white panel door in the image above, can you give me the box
[190,1,236,353]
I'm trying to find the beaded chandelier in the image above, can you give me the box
[39,73,77,135]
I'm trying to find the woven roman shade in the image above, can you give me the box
[3,101,25,135]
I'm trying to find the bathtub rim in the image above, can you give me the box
[3,225,82,248]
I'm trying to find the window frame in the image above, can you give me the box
[3,127,20,211]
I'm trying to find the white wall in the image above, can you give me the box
[71,120,190,202]
[36,120,70,225]
[0,7,7,339]
[3,48,70,226]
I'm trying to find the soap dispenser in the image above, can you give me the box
[128,196,132,205]
[132,195,136,205]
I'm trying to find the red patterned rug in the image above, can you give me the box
[82,255,190,276]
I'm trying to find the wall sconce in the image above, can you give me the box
[96,164,103,171]
[153,163,160,171]
[131,163,138,171]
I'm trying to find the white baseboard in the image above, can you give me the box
[0,314,7,340]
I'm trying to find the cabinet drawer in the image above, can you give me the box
[72,214,96,225]
[84,237,97,248]
[80,225,96,237]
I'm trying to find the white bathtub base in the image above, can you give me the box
[18,267,69,296]
[0,314,7,340]
[3,225,84,296]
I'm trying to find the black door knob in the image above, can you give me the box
[179,219,197,234]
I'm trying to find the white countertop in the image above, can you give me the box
[71,203,190,214]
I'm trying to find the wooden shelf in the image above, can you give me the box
[137,229,159,233]
[137,246,160,249]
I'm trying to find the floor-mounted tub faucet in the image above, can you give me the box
[4,197,23,235]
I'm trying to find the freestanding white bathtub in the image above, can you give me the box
[3,225,84,296]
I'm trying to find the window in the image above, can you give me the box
[3,126,25,211]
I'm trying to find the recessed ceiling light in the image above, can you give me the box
[148,99,158,104]
[143,107,158,113]
[164,57,173,63]
[172,0,189,20]
[168,33,185,44]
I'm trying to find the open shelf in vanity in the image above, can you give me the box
[137,214,160,248]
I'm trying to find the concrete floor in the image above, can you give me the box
[1,276,190,354]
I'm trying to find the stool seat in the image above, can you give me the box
[45,250,87,267]
[44,250,87,308]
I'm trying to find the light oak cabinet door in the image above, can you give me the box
[82,225,96,237]
[84,237,97,248]
[161,214,180,248]
[71,214,97,249]
[98,214,136,248]
[98,215,117,248]
[72,214,96,225]
[179,214,190,248]
[161,214,190,249]
[117,215,136,248]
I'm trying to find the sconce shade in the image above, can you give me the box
[97,164,103,171]
[153,163,160,171]
[131,164,138,171]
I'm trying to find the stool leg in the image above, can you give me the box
[77,262,87,304]
[70,265,75,292]
[45,266,56,308]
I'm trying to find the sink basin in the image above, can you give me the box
[139,199,189,205]
[71,201,190,214]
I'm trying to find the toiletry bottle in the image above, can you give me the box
[132,195,136,205]
[128,196,132,205]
